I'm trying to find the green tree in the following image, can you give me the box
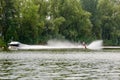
[81,0,102,39]
[110,0,120,45]
[0,0,19,43]
[16,0,39,44]
[97,0,120,45]
[57,0,92,42]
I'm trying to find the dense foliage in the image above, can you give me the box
[0,0,120,46]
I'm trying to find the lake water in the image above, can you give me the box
[0,50,120,80]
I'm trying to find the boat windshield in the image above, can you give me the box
[8,42,20,47]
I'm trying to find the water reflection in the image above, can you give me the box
[0,51,120,80]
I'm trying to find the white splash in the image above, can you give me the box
[87,40,103,50]
[47,39,76,47]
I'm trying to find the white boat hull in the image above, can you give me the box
[9,45,85,50]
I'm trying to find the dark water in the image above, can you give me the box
[0,50,120,80]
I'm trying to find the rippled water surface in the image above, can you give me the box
[0,50,120,80]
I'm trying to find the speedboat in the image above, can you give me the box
[8,41,20,50]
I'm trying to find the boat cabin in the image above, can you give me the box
[8,41,20,47]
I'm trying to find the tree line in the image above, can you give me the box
[0,0,120,47]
